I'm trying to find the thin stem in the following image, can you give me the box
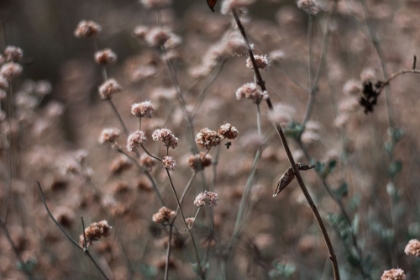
[177,172,197,214]
[164,224,174,280]
[256,103,261,136]
[165,170,203,279]
[107,99,129,136]
[140,144,163,162]
[0,220,33,279]
[232,9,340,280]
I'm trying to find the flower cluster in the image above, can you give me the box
[188,152,212,171]
[79,220,112,248]
[194,191,218,207]
[152,128,178,149]
[131,101,154,118]
[127,130,147,152]
[98,79,122,99]
[235,83,268,103]
[74,20,102,38]
[99,128,121,144]
[404,239,420,257]
[152,207,176,224]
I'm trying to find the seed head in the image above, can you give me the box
[188,152,212,171]
[74,20,102,38]
[235,83,268,103]
[246,55,271,70]
[140,154,156,170]
[152,206,176,224]
[381,268,405,280]
[194,191,218,207]
[95,49,117,65]
[133,25,149,39]
[79,220,112,248]
[131,101,154,118]
[110,155,133,174]
[98,79,122,99]
[145,27,180,48]
[152,128,178,149]
[99,128,121,144]
[218,123,238,139]
[0,63,23,80]
[4,46,23,62]
[404,239,420,257]
[162,156,176,170]
[297,0,321,15]
[185,217,195,229]
[195,128,222,150]
[127,130,147,152]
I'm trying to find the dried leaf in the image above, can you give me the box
[273,167,295,197]
[207,0,217,12]
[296,163,315,171]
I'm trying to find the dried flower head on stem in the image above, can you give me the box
[195,128,222,150]
[127,130,147,152]
[98,79,122,100]
[74,20,102,38]
[153,207,176,224]
[79,220,112,248]
[152,128,178,149]
[194,191,218,207]
[131,101,154,118]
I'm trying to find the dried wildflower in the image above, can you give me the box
[137,177,153,192]
[145,27,173,48]
[218,123,238,139]
[195,128,222,150]
[343,79,362,95]
[99,128,121,144]
[162,156,176,170]
[235,83,268,103]
[188,152,212,171]
[221,0,256,15]
[360,80,383,114]
[404,239,420,257]
[127,130,147,152]
[194,191,218,207]
[185,217,195,229]
[152,206,176,224]
[112,181,130,195]
[133,25,149,39]
[74,20,101,38]
[152,128,178,149]
[140,0,172,9]
[381,268,406,280]
[297,0,321,15]
[98,79,122,99]
[4,46,23,62]
[110,155,133,174]
[0,62,23,80]
[79,220,112,248]
[95,49,117,65]
[131,101,154,118]
[246,55,271,70]
[0,76,9,90]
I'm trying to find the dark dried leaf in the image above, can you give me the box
[207,0,217,12]
[273,167,295,197]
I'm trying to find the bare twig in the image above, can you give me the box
[231,9,340,280]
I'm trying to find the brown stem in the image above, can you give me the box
[232,9,340,280]
[164,224,174,280]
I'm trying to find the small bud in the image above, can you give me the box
[4,46,23,62]
[246,55,271,70]
[74,20,101,38]
[162,156,176,170]
[152,207,176,224]
[98,79,122,99]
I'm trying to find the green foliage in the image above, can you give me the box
[268,262,296,280]
[333,181,348,199]
[283,121,305,140]
[315,159,337,178]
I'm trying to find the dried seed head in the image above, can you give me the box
[195,128,222,150]
[145,27,180,48]
[99,128,121,144]
[4,46,23,62]
[140,154,156,170]
[152,128,178,149]
[127,130,147,152]
[162,156,176,170]
[343,79,362,95]
[54,206,76,228]
[297,0,321,15]
[188,152,212,171]
[152,206,176,224]
[95,49,117,65]
[194,191,218,207]
[0,62,23,80]
[185,217,195,229]
[246,55,271,70]
[381,268,406,280]
[98,79,122,99]
[74,20,102,38]
[131,101,154,118]
[79,220,112,248]
[140,0,172,9]
[218,123,238,139]
[235,83,268,103]
[404,239,420,257]
[273,167,295,197]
